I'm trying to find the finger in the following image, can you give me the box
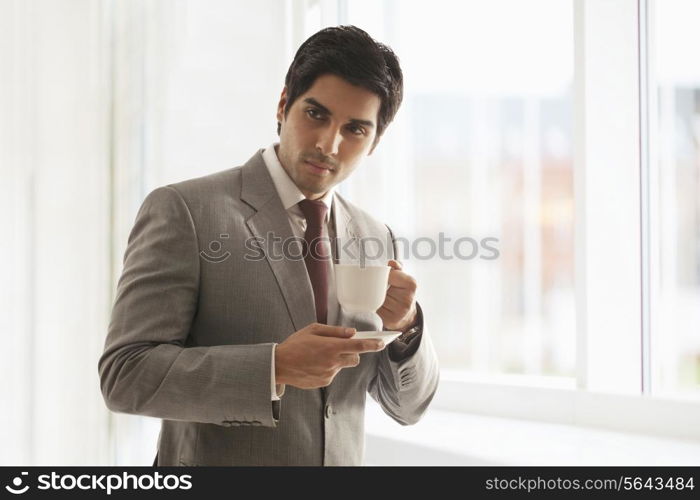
[388,269,416,289]
[339,353,361,368]
[386,287,413,303]
[377,300,400,316]
[377,297,407,325]
[333,338,384,353]
[376,297,401,314]
[313,325,356,338]
[383,294,410,313]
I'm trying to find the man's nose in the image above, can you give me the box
[315,125,342,157]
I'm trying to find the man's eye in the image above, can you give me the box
[306,109,324,120]
[348,125,365,136]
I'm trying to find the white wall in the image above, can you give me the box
[0,0,290,465]
[0,0,112,464]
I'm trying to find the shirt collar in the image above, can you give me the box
[262,143,334,220]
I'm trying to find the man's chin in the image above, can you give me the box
[298,180,331,198]
[295,173,327,191]
[305,186,328,197]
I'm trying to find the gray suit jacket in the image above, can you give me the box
[98,149,439,466]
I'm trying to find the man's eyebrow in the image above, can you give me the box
[303,97,375,129]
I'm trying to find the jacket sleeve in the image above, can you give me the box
[98,186,279,427]
[367,226,440,425]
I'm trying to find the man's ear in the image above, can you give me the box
[276,87,288,123]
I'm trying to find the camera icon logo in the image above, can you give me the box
[5,472,29,494]
[200,234,231,263]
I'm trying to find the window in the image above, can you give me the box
[650,0,700,397]
[338,0,576,379]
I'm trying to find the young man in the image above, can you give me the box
[99,25,439,466]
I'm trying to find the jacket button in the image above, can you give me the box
[324,404,333,419]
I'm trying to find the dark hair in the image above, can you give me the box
[277,25,403,149]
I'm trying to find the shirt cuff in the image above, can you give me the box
[271,344,286,400]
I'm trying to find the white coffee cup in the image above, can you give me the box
[335,264,390,313]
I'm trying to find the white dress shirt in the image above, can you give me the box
[262,143,341,400]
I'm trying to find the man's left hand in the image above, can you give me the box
[377,259,418,333]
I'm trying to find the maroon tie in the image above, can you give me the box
[298,199,330,324]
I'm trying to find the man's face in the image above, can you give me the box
[276,74,381,200]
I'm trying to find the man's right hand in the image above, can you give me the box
[274,323,384,389]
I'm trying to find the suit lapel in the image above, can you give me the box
[240,151,316,331]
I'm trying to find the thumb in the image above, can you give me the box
[388,259,402,270]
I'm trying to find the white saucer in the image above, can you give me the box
[352,331,402,346]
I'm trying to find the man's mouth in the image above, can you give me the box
[304,160,334,176]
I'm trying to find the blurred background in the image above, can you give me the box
[1,0,698,465]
